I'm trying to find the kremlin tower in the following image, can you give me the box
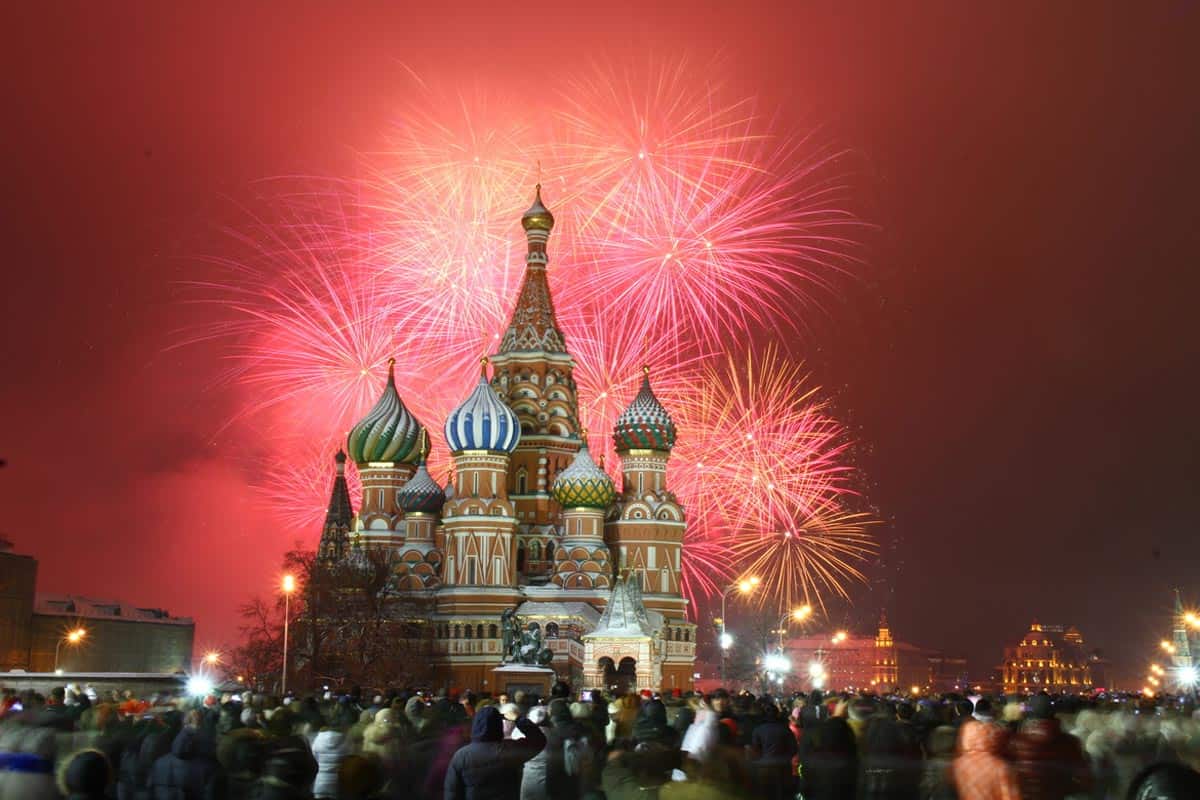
[319,186,695,691]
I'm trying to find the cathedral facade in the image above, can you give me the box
[315,187,696,692]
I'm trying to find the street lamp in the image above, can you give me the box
[776,605,813,649]
[54,627,87,672]
[719,576,759,685]
[281,574,297,696]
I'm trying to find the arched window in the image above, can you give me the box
[546,622,559,639]
[464,625,473,639]
[546,541,555,562]
[489,624,498,639]
[476,624,484,639]
[517,471,527,494]
[684,629,691,642]
[454,625,461,638]
[517,546,526,572]
[530,541,541,560]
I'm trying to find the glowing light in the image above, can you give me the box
[282,574,297,594]
[187,676,214,697]
[764,653,791,673]
[1161,640,1177,654]
[204,651,221,666]
[67,628,86,644]
[792,605,813,621]
[1178,666,1199,686]
[910,685,920,695]
[719,632,734,649]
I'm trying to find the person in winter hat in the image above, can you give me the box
[1006,693,1090,800]
[57,749,112,800]
[444,704,547,800]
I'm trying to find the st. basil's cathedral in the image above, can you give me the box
[315,187,697,692]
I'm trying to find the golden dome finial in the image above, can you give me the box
[480,355,489,377]
[521,183,555,232]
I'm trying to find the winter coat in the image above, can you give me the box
[518,723,553,800]
[797,716,857,800]
[361,709,405,771]
[310,730,349,799]
[147,727,223,800]
[859,718,922,800]
[250,740,317,800]
[750,720,798,800]
[680,708,719,764]
[0,722,60,800]
[1006,717,1090,800]
[444,706,547,800]
[118,721,177,800]
[951,721,1019,800]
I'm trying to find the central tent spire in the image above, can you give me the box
[498,184,567,354]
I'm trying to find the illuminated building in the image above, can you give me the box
[784,613,967,693]
[315,188,695,691]
[1000,621,1104,693]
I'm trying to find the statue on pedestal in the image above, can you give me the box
[500,608,554,666]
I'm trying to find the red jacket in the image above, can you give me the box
[1006,717,1090,800]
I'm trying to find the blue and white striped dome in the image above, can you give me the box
[444,370,520,454]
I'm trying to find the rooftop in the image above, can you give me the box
[35,594,193,626]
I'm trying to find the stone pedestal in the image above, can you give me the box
[492,664,555,698]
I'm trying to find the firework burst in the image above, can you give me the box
[729,503,878,615]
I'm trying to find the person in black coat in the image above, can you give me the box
[798,715,857,800]
[444,705,547,800]
[859,703,922,800]
[147,719,225,800]
[751,701,798,800]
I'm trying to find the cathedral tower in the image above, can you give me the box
[346,359,422,549]
[607,368,687,623]
[549,433,615,602]
[438,360,521,616]
[489,186,581,582]
[316,449,353,564]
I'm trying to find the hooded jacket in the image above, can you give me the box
[444,706,547,800]
[1006,716,1090,800]
[310,729,349,798]
[951,721,1019,800]
[147,727,223,800]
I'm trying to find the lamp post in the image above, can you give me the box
[776,605,813,650]
[719,576,759,685]
[54,627,87,672]
[281,574,296,696]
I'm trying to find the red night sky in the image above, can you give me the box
[2,2,1198,682]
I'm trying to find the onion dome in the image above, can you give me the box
[613,366,677,452]
[397,433,445,513]
[552,436,616,509]
[521,184,555,232]
[347,359,422,465]
[444,359,520,454]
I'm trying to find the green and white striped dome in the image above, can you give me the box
[346,359,422,466]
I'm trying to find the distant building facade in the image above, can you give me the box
[1000,620,1106,693]
[785,614,968,693]
[0,540,194,673]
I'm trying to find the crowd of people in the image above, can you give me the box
[1,680,1199,800]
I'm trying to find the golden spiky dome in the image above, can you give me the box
[521,184,555,232]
